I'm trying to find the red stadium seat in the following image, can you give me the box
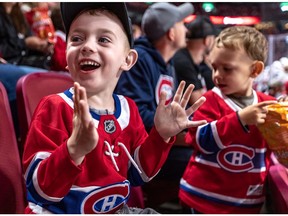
[0,81,26,213]
[16,72,74,156]
[267,164,288,213]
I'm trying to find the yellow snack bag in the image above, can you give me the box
[258,102,288,167]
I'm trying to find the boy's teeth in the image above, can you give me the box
[80,61,99,66]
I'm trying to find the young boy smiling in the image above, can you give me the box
[22,2,206,214]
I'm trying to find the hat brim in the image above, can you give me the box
[178,3,194,21]
[60,2,133,47]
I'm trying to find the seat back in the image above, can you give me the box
[267,164,288,213]
[0,81,26,213]
[16,72,74,155]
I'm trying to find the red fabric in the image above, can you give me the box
[50,35,68,72]
[268,164,288,213]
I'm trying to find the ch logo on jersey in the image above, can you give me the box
[217,145,255,173]
[81,182,130,214]
[155,75,174,105]
[104,120,116,134]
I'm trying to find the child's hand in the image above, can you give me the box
[154,81,207,142]
[67,82,99,165]
[238,100,277,126]
[0,57,7,64]
[278,95,288,102]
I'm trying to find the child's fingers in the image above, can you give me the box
[180,84,195,108]
[187,119,207,128]
[186,96,206,116]
[77,86,92,127]
[173,81,185,104]
[158,90,167,107]
[258,100,277,108]
[73,82,80,115]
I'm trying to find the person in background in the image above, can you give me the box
[24,2,68,72]
[174,15,217,105]
[0,2,53,71]
[115,2,193,134]
[179,26,279,213]
[129,11,143,40]
[0,2,51,138]
[22,2,206,214]
[114,2,195,210]
[254,57,288,97]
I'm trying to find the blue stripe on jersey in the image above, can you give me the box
[197,124,220,153]
[63,89,121,120]
[180,183,264,208]
[127,165,145,186]
[26,158,55,205]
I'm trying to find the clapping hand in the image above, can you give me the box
[67,82,99,165]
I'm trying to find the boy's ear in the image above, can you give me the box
[250,61,264,78]
[121,49,138,71]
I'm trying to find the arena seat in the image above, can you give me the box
[0,81,26,213]
[16,72,74,156]
[267,163,288,213]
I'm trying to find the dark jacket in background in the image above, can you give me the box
[115,36,176,132]
[0,5,29,65]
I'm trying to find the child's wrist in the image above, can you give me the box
[236,111,250,133]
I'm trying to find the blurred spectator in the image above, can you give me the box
[0,2,53,70]
[24,2,68,72]
[0,2,52,138]
[174,15,218,105]
[116,2,193,132]
[129,11,143,39]
[254,57,288,97]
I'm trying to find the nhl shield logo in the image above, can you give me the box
[104,120,116,134]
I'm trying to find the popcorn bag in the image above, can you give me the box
[258,102,288,167]
[29,7,56,44]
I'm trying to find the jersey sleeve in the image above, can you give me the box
[185,91,252,153]
[23,95,81,203]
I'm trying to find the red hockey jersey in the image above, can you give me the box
[179,87,275,213]
[22,88,174,214]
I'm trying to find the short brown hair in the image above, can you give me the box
[215,26,268,63]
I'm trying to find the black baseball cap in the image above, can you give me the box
[186,16,218,39]
[60,2,134,47]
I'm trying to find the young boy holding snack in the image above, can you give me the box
[179,26,278,213]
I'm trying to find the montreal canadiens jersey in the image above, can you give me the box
[22,88,174,214]
[179,87,275,214]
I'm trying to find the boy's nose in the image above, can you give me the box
[81,39,97,54]
[213,68,220,77]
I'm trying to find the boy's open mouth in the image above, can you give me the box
[80,61,100,71]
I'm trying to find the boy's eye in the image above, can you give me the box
[223,67,232,72]
[99,37,110,43]
[70,35,83,42]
